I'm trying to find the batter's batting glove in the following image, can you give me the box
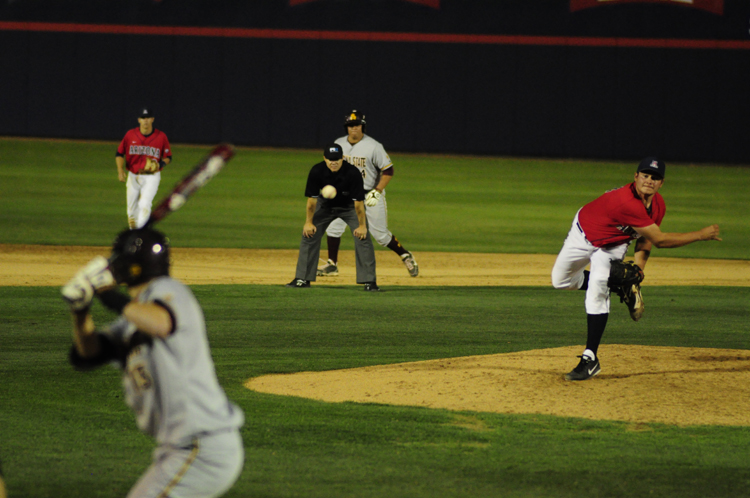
[365,189,381,207]
[80,256,116,292]
[61,274,94,312]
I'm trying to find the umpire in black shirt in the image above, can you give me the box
[286,143,380,291]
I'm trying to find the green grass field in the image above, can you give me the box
[1,138,747,257]
[1,138,749,497]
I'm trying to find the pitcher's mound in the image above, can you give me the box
[246,345,750,427]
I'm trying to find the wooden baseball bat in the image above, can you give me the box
[145,143,235,227]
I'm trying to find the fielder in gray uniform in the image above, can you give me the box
[62,227,244,498]
[318,110,419,278]
[287,143,379,291]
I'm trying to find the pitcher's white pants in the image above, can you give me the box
[551,210,628,315]
[126,171,161,229]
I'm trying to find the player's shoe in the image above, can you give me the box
[401,252,419,277]
[363,282,381,292]
[626,284,644,322]
[316,259,339,277]
[285,278,310,288]
[564,355,601,381]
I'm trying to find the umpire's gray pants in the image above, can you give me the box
[295,205,377,283]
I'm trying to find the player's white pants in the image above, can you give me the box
[326,190,393,246]
[127,429,244,498]
[126,171,161,229]
[551,210,629,315]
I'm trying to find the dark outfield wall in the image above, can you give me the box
[1,1,749,163]
[2,0,749,39]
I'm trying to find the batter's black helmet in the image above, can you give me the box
[344,110,366,131]
[109,227,170,286]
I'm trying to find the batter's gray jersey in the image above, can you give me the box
[105,276,244,447]
[335,135,392,191]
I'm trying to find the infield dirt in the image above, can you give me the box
[4,244,749,426]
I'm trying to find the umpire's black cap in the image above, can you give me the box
[139,107,154,118]
[324,143,343,161]
[636,157,666,179]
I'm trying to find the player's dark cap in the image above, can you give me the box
[344,110,366,127]
[324,143,343,161]
[139,107,154,118]
[636,157,666,179]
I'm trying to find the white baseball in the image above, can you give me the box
[321,185,337,199]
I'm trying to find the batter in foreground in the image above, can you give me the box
[62,227,244,497]
[551,157,721,381]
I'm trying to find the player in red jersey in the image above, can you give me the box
[116,107,172,229]
[551,157,721,381]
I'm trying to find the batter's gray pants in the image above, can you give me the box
[295,205,377,283]
[127,430,244,498]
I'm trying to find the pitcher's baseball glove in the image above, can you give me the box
[608,260,643,289]
[608,259,645,321]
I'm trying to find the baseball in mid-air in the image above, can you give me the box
[321,185,337,199]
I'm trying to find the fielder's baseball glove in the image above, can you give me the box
[608,259,645,321]
[143,158,159,173]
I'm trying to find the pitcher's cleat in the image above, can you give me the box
[626,284,644,321]
[564,355,601,381]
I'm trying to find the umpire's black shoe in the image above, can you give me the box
[286,278,310,288]
[564,355,601,381]
[363,282,381,292]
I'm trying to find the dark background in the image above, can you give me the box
[1,0,749,162]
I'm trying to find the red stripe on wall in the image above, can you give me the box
[570,0,723,15]
[0,21,748,49]
[290,0,440,7]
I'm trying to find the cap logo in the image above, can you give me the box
[330,147,339,153]
[129,264,142,278]
[349,113,357,120]
[650,160,659,168]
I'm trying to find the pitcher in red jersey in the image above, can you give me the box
[551,157,721,381]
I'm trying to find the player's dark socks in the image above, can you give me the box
[585,313,609,356]
[386,236,409,257]
[580,270,590,291]
[327,236,341,263]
